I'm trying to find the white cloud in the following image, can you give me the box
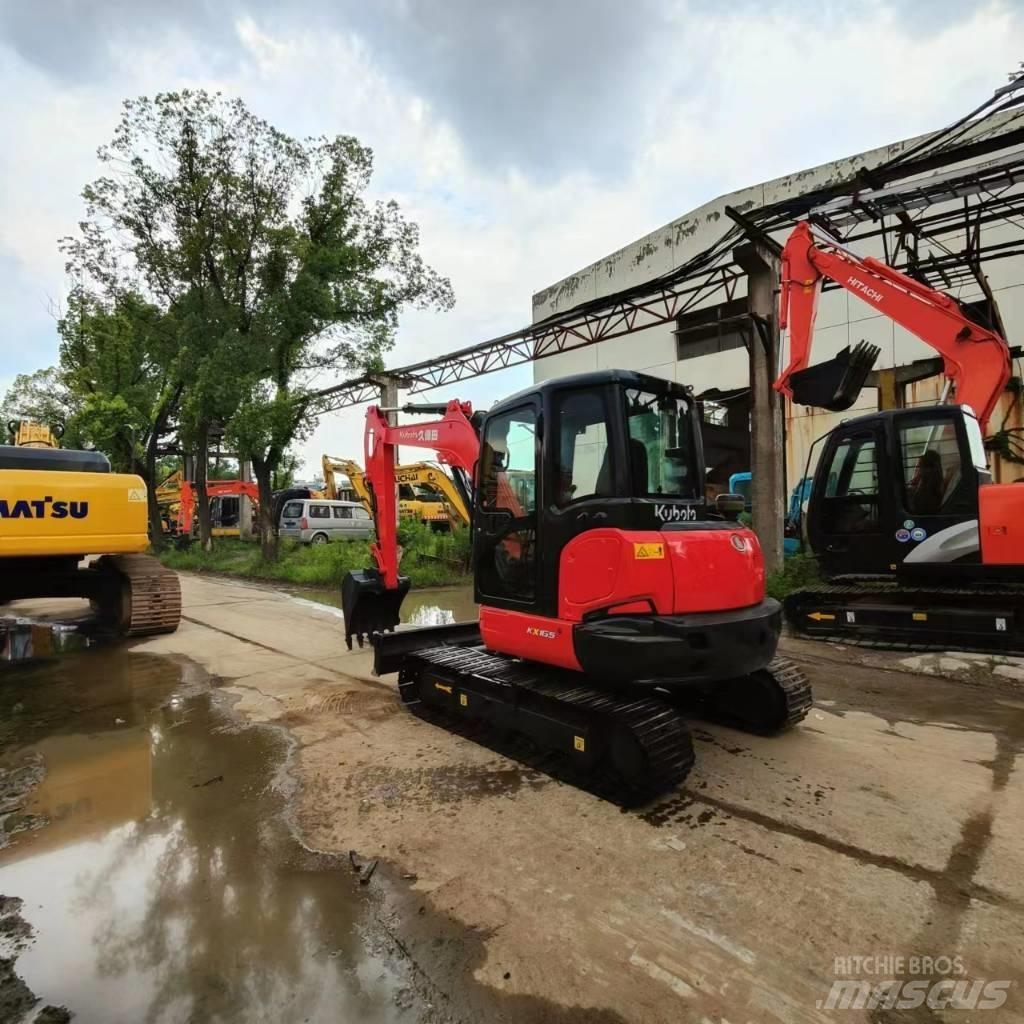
[0,0,1019,478]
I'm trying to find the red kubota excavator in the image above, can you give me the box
[775,220,1024,652]
[341,370,811,801]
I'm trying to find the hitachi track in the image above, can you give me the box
[785,580,1024,655]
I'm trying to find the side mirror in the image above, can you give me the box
[715,493,745,521]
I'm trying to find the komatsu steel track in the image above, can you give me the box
[95,554,182,637]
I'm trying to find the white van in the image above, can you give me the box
[278,499,374,544]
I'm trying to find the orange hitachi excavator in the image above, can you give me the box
[775,220,1023,652]
[341,370,812,802]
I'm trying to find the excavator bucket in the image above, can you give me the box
[341,569,411,649]
[787,341,882,412]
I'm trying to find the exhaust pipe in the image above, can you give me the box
[341,569,411,649]
[788,340,881,412]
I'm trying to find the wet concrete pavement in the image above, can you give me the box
[2,575,1024,1023]
[0,646,421,1023]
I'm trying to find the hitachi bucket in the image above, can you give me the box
[788,340,881,412]
[341,569,411,649]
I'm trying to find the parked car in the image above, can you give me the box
[278,498,374,544]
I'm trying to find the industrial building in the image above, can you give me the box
[531,118,1024,497]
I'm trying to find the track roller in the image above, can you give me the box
[91,554,182,637]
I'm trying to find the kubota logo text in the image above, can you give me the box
[0,497,89,520]
[654,504,697,523]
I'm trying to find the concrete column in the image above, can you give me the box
[239,459,253,539]
[734,243,785,573]
[376,375,401,462]
[378,377,400,425]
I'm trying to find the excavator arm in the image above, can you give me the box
[322,455,371,505]
[775,221,1011,432]
[342,400,479,646]
[177,480,260,535]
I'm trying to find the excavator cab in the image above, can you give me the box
[472,371,706,618]
[806,404,988,578]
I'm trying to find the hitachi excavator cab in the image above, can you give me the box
[804,403,991,578]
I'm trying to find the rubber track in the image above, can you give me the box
[398,645,695,805]
[669,656,813,734]
[764,657,814,731]
[786,581,1024,655]
[109,554,182,636]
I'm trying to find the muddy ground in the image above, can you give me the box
[3,574,1024,1023]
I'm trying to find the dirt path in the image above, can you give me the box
[22,575,1024,1022]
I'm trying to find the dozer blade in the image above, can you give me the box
[341,569,411,649]
[788,340,881,412]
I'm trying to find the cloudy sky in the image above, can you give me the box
[0,0,1020,475]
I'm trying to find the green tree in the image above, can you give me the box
[57,287,184,542]
[63,91,453,554]
[0,367,76,440]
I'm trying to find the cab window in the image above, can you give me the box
[624,389,698,498]
[899,419,964,516]
[479,408,536,515]
[820,432,880,533]
[555,390,613,506]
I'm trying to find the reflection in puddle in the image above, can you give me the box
[0,649,415,1023]
[0,620,90,663]
[295,584,478,628]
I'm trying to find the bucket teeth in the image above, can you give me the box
[340,569,411,649]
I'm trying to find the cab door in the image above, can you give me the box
[808,423,891,575]
[473,402,539,610]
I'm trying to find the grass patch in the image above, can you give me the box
[156,519,472,590]
[766,552,821,602]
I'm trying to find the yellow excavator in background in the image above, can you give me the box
[0,420,181,637]
[321,455,470,531]
[9,420,63,449]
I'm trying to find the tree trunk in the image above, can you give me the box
[146,386,182,551]
[195,428,213,551]
[144,431,165,549]
[252,456,277,561]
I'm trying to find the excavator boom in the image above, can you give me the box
[776,221,1011,431]
[342,400,479,642]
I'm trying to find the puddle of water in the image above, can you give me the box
[294,584,477,628]
[0,620,90,664]
[0,648,416,1024]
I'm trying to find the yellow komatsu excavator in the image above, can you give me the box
[321,455,470,531]
[0,420,181,637]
